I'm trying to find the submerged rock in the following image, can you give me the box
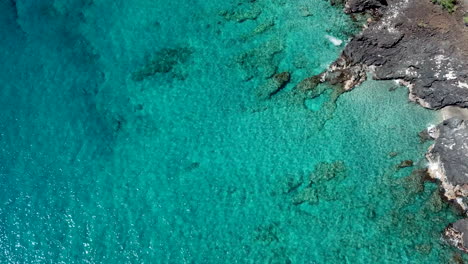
[310,161,347,182]
[257,72,291,99]
[289,161,348,205]
[236,39,284,80]
[132,47,193,81]
[295,75,321,93]
[219,4,261,23]
[254,223,280,245]
[243,19,275,39]
[344,0,388,13]
[298,6,313,17]
[397,160,414,169]
[292,188,318,205]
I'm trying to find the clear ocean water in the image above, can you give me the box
[0,0,466,263]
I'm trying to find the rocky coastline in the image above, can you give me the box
[321,0,468,253]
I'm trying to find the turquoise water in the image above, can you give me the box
[0,0,465,263]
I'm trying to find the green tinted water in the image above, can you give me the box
[0,0,464,263]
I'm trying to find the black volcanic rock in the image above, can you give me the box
[445,219,468,253]
[320,0,468,253]
[429,118,468,186]
[428,118,468,252]
[326,0,468,109]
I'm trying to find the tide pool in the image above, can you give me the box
[0,0,465,263]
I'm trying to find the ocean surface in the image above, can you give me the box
[0,0,466,263]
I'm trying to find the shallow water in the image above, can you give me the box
[0,0,465,263]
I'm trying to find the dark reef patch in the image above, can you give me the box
[257,72,291,99]
[235,39,285,81]
[132,47,193,82]
[287,161,348,205]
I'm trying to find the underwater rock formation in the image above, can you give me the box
[219,3,262,23]
[132,47,193,81]
[235,39,284,80]
[397,160,413,169]
[257,72,291,99]
[241,19,275,39]
[289,161,347,205]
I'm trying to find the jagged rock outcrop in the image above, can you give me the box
[445,219,468,253]
[325,0,468,109]
[426,118,468,252]
[428,118,468,189]
[322,0,468,253]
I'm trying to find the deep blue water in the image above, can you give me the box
[0,0,465,263]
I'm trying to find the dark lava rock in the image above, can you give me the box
[325,0,468,109]
[429,118,468,186]
[445,219,468,253]
[322,54,367,90]
[294,54,367,96]
[429,118,468,252]
[418,129,433,143]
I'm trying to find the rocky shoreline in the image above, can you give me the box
[322,0,468,253]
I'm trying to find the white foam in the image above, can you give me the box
[325,35,343,46]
